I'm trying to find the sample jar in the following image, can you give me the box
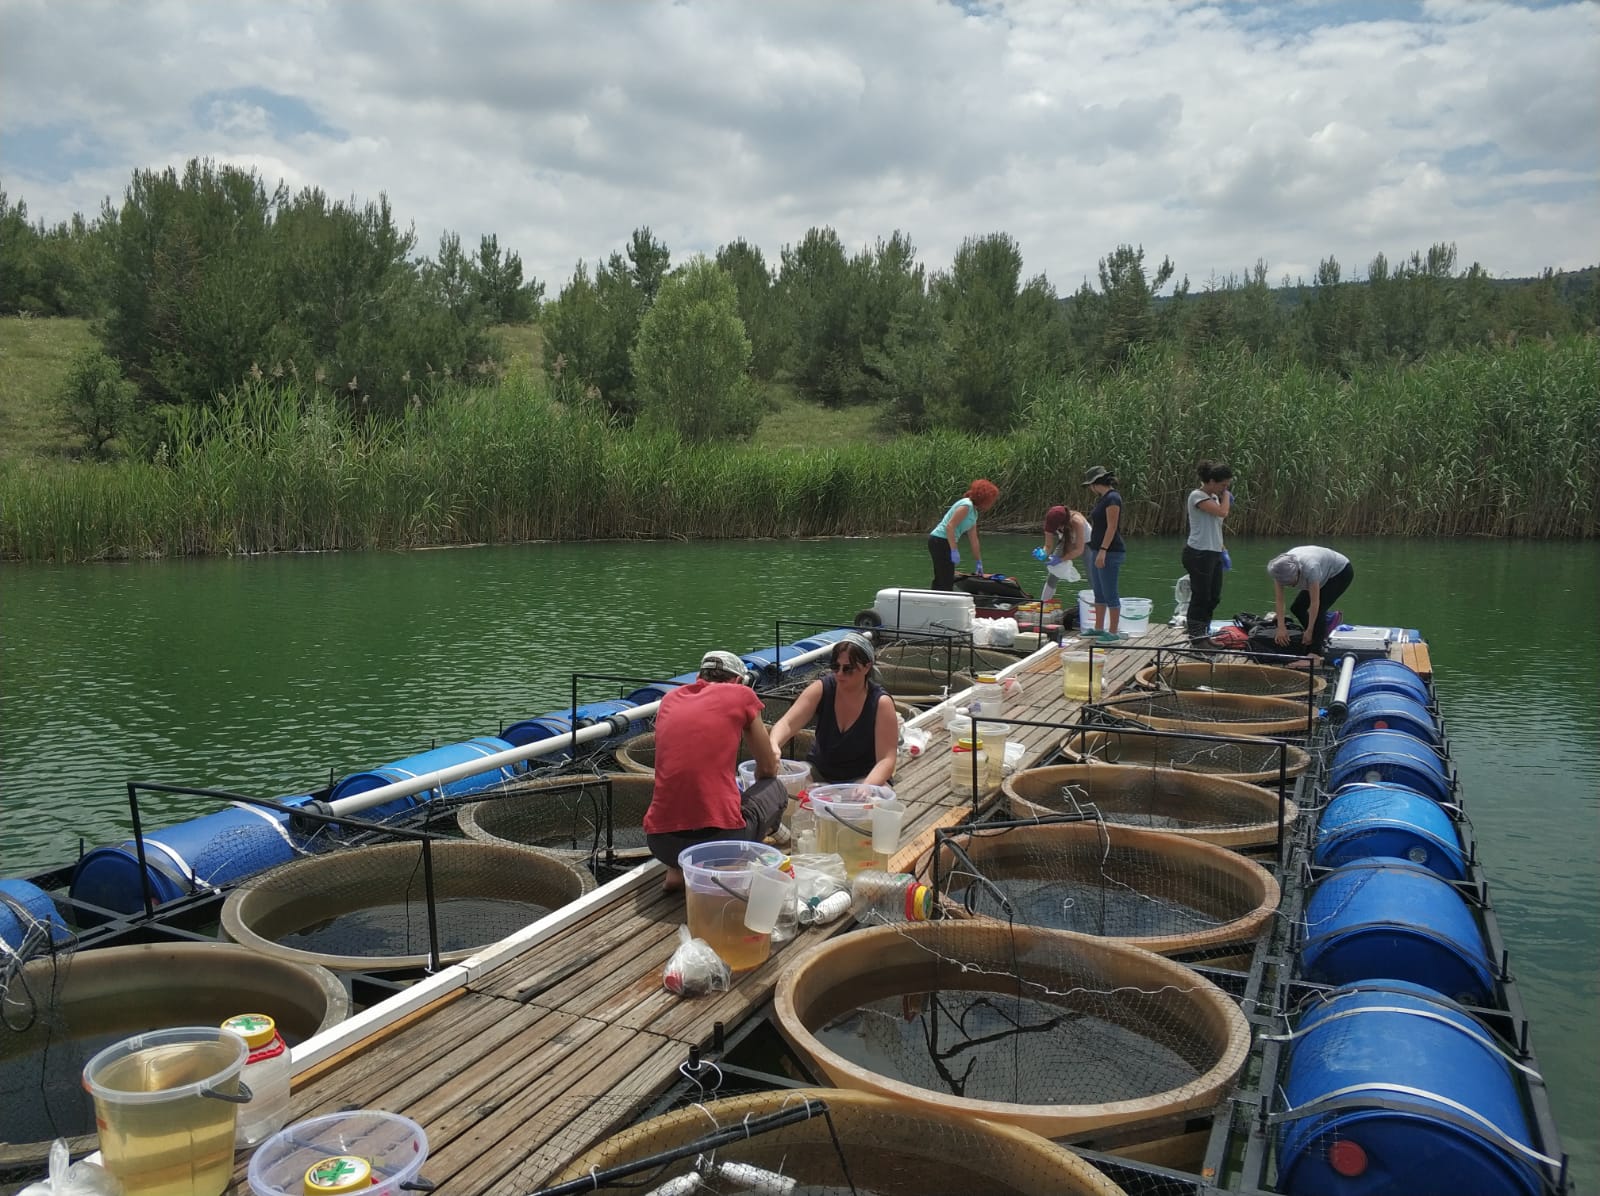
[1062,648,1104,702]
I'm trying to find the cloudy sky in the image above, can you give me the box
[2,0,1595,295]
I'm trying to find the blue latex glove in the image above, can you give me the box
[1047,554,1063,567]
[973,560,983,575]
[1221,548,1232,571]
[1032,546,1047,562]
[949,548,960,564]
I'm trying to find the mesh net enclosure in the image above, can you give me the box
[1094,691,1313,738]
[931,820,1280,957]
[612,728,815,776]
[876,642,1023,676]
[1133,660,1327,699]
[773,922,1251,1141]
[219,838,594,973]
[1003,763,1297,850]
[545,1089,1127,1196]
[0,939,348,1171]
[458,772,656,861]
[1057,729,1311,785]
[871,664,976,707]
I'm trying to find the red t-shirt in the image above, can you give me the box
[644,679,763,834]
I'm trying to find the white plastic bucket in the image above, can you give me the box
[1077,589,1098,631]
[1079,590,1151,636]
[738,758,812,797]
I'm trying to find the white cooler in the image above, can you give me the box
[872,588,975,635]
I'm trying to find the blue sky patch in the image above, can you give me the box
[190,86,343,141]
[3,123,113,180]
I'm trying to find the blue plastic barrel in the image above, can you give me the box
[622,680,688,709]
[740,645,817,684]
[1328,731,1451,803]
[792,630,852,652]
[1348,659,1431,706]
[70,803,304,916]
[1314,785,1468,881]
[1338,693,1440,745]
[1278,981,1545,1195]
[503,712,576,755]
[1301,858,1494,1004]
[571,698,646,739]
[330,736,523,814]
[0,878,72,950]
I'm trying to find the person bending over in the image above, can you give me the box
[1033,505,1090,604]
[643,650,788,894]
[927,479,999,591]
[770,633,897,787]
[1267,547,1354,656]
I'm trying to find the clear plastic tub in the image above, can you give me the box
[809,783,897,875]
[248,1110,429,1196]
[677,840,786,973]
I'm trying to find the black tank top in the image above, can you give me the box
[807,674,889,783]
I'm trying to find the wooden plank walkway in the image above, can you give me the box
[238,625,1185,1195]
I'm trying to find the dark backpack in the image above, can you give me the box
[956,573,1030,602]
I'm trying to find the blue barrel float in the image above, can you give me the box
[1278,980,1547,1195]
[1314,785,1469,881]
[1328,730,1452,804]
[0,878,73,951]
[1338,693,1440,746]
[1348,659,1431,706]
[70,800,310,917]
[1301,857,1494,1004]
[330,737,524,815]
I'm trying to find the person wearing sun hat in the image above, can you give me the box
[1082,465,1127,637]
[770,632,897,786]
[644,648,788,893]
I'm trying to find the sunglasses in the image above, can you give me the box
[832,658,866,674]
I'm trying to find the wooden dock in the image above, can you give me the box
[245,626,1186,1194]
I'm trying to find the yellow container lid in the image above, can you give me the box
[953,737,985,752]
[304,1155,372,1195]
[977,673,999,684]
[221,1013,277,1049]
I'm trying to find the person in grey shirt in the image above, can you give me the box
[1183,461,1233,639]
[1267,546,1354,654]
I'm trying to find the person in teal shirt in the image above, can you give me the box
[927,479,999,591]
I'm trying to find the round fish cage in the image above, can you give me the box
[1004,763,1297,849]
[774,923,1251,1139]
[1057,728,1310,786]
[1133,660,1326,698]
[613,729,815,776]
[1096,690,1313,738]
[875,664,976,707]
[458,772,654,861]
[877,643,1023,673]
[935,822,1280,955]
[554,1088,1127,1196]
[221,840,594,973]
[0,942,347,1171]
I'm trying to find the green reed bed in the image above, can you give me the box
[1,336,1594,561]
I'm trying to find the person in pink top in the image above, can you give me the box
[644,649,786,894]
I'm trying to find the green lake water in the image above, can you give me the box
[3,534,1596,1185]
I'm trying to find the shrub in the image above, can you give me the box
[59,350,135,458]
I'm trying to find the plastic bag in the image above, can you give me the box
[789,852,849,924]
[900,725,929,758]
[661,925,731,997]
[18,1141,123,1196]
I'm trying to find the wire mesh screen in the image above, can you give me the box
[541,1089,1128,1195]
[1133,660,1327,699]
[613,728,814,775]
[1095,690,1312,738]
[773,922,1251,1142]
[1058,729,1310,786]
[218,837,594,971]
[876,642,1021,676]
[934,820,1279,955]
[1003,763,1296,849]
[458,773,655,860]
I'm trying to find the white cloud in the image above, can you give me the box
[1,0,1594,291]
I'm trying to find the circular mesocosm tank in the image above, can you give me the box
[1134,660,1327,699]
[222,840,594,973]
[937,822,1281,956]
[1097,691,1313,738]
[613,728,815,776]
[0,942,347,1171]
[775,923,1251,1139]
[555,1088,1128,1196]
[458,772,655,861]
[1057,728,1310,786]
[1004,763,1298,849]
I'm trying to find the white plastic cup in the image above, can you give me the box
[871,799,906,855]
[743,865,793,934]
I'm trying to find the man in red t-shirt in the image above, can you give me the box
[645,649,786,893]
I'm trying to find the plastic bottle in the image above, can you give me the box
[771,856,799,943]
[969,673,1004,716]
[790,793,817,855]
[949,737,987,796]
[850,871,934,924]
[223,1012,292,1147]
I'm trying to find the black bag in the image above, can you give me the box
[955,573,1030,602]
[1233,611,1312,655]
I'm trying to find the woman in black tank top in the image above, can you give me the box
[770,633,897,786]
